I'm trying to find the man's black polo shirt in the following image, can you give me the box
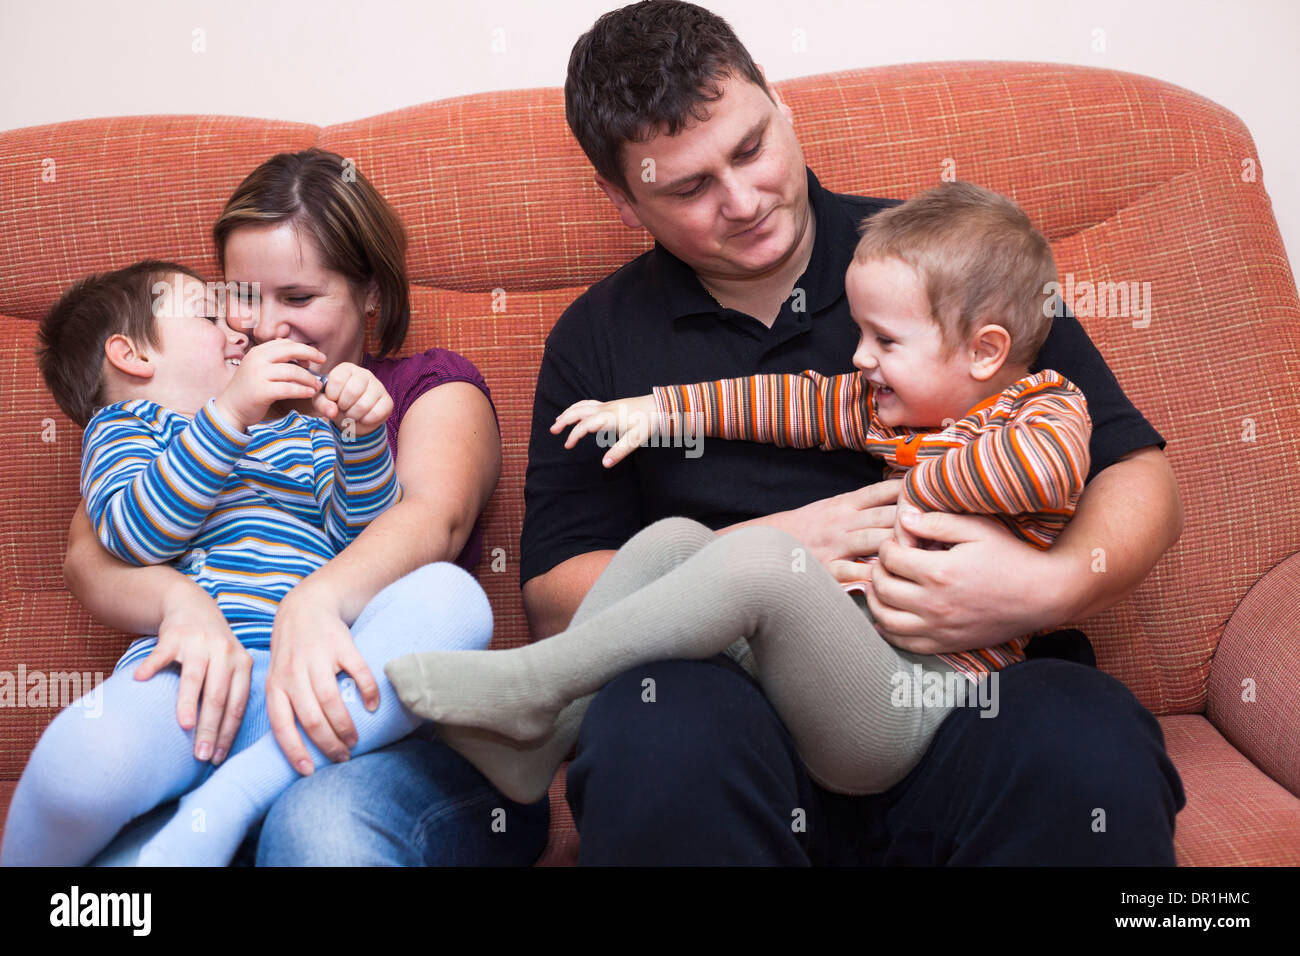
[520,168,1164,586]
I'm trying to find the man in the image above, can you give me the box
[520,0,1186,864]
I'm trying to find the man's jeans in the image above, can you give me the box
[256,733,548,865]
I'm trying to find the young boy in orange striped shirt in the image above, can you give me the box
[384,182,1092,802]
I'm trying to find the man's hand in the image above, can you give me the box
[134,578,253,765]
[264,579,380,774]
[735,479,904,580]
[550,395,658,467]
[865,509,1069,654]
[311,362,393,436]
[214,340,326,431]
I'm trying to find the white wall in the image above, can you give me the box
[3,0,1297,266]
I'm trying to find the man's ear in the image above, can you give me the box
[968,323,1012,380]
[103,333,155,381]
[594,173,644,230]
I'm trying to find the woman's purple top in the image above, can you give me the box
[362,347,497,577]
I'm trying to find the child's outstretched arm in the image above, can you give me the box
[549,393,659,467]
[654,368,876,452]
[550,369,876,467]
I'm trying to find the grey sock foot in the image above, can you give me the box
[432,697,586,806]
[384,649,561,742]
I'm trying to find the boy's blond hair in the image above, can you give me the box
[855,181,1057,367]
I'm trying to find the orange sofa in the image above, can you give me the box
[2,62,1298,866]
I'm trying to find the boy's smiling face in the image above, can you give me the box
[146,274,248,416]
[847,256,984,429]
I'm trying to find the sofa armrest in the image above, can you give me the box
[1206,551,1300,798]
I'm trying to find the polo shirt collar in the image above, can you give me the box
[797,167,859,315]
[653,167,856,323]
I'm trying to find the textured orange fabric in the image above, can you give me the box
[534,763,580,867]
[1207,551,1300,798]
[2,62,1299,866]
[0,117,319,322]
[1160,716,1300,865]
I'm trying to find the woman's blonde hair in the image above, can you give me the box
[214,148,410,356]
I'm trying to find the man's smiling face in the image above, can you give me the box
[596,73,813,285]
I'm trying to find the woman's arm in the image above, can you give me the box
[64,502,254,765]
[263,381,501,771]
[66,500,189,635]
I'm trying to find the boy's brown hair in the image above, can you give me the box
[855,181,1058,367]
[37,260,205,427]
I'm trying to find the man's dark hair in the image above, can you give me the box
[565,1,769,197]
[37,260,204,427]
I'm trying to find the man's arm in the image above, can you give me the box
[522,550,617,640]
[1050,443,1183,621]
[867,444,1182,653]
[520,300,647,640]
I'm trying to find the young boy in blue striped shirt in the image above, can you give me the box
[3,261,490,866]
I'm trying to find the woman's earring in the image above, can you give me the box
[366,304,378,317]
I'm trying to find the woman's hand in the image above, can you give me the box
[133,578,253,765]
[550,394,658,467]
[263,579,380,774]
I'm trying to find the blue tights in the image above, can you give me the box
[1,562,493,866]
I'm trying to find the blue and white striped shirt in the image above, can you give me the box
[81,398,402,667]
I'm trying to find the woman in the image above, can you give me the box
[63,148,549,865]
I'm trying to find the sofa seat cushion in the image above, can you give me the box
[1162,714,1300,865]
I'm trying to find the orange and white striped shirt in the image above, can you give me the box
[653,369,1092,681]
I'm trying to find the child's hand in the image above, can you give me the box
[550,394,658,467]
[310,363,393,437]
[214,340,326,431]
[135,578,254,765]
